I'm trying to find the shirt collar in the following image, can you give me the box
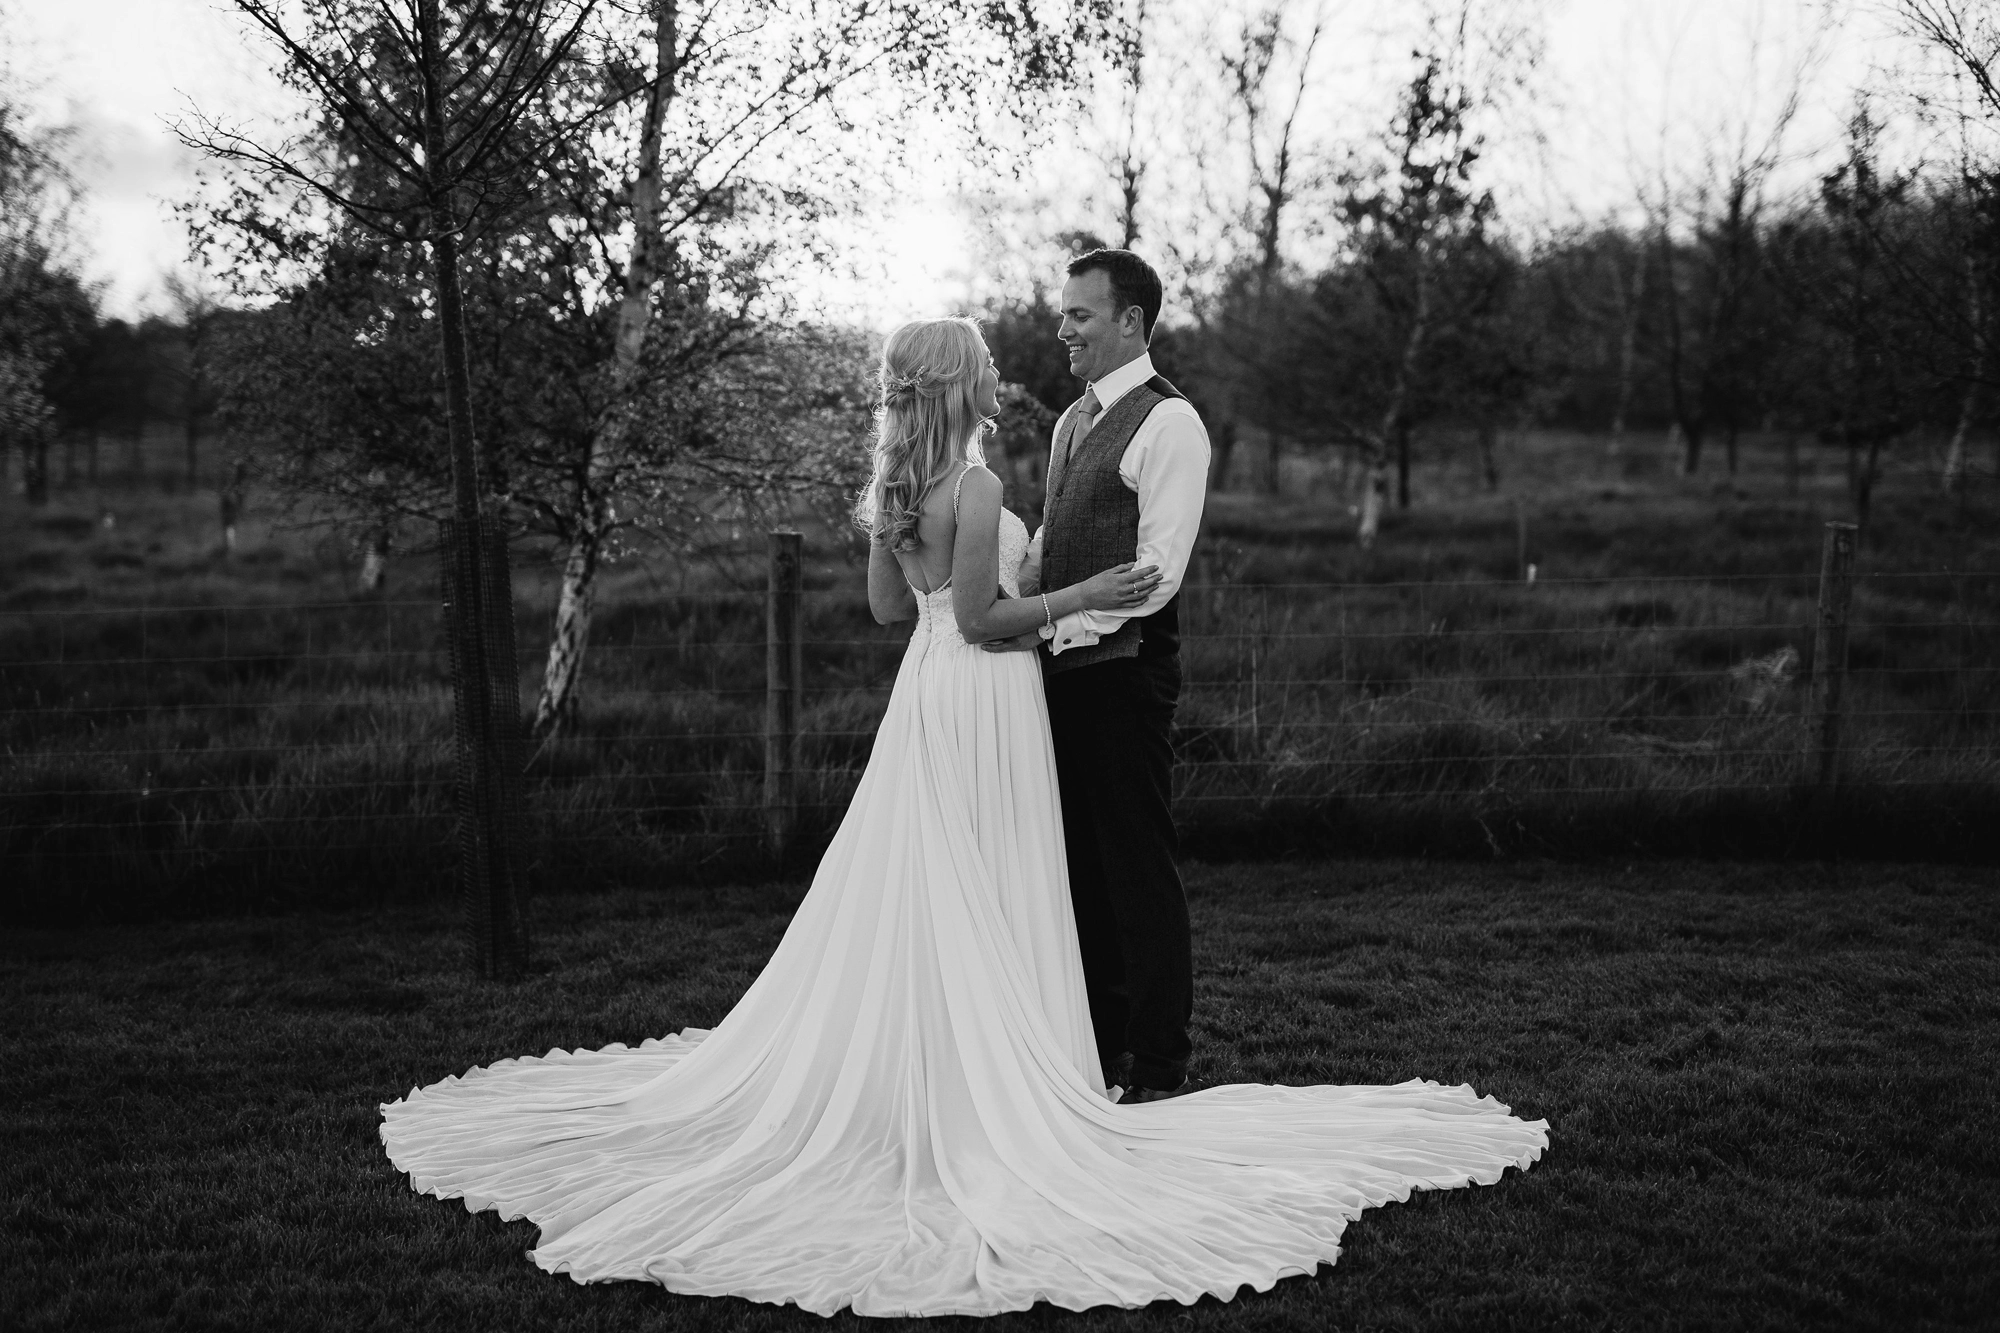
[1089,350,1156,414]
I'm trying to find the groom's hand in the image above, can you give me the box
[979,630,1044,654]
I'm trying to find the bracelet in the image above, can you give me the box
[1038,593,1055,641]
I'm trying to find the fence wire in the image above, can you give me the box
[5,567,1997,885]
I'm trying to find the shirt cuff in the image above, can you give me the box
[1048,610,1100,656]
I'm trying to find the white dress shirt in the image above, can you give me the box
[1025,351,1211,655]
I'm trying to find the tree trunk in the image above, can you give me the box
[1681,420,1704,475]
[1784,432,1800,496]
[1359,245,1431,545]
[1608,244,1645,459]
[1357,447,1389,548]
[420,0,530,981]
[1724,421,1739,476]
[62,431,74,486]
[1658,222,1708,480]
[533,0,677,740]
[1943,251,1983,495]
[1854,432,1883,541]
[536,525,602,735]
[1478,419,1499,491]
[23,437,47,505]
[87,430,98,484]
[1942,392,1975,495]
[1262,429,1282,494]
[1209,416,1237,492]
[1395,424,1411,509]
[219,459,244,555]
[357,526,390,593]
[184,419,199,491]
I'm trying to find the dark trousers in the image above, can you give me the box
[1044,652,1192,1092]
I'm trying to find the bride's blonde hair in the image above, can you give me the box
[855,316,992,553]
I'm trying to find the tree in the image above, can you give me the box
[183,0,602,980]
[1336,47,1494,543]
[1815,106,1920,537]
[1652,159,1788,478]
[1636,1,1826,477]
[1935,168,1999,495]
[523,0,1120,737]
[162,270,224,490]
[1894,0,2000,493]
[1208,3,1322,494]
[1600,226,1649,456]
[983,285,1079,416]
[1429,237,1553,492]
[1105,0,1149,250]
[987,381,1058,525]
[194,1,1122,762]
[0,85,92,505]
[0,253,94,503]
[80,320,152,481]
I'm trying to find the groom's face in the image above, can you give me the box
[1058,269,1141,385]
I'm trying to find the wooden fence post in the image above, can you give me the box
[765,531,803,858]
[1807,520,1858,789]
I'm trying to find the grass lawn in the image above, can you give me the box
[5,859,1996,1331]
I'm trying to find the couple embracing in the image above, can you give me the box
[380,249,1548,1318]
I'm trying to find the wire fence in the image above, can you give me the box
[4,536,1997,914]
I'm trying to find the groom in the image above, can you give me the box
[1009,249,1211,1104]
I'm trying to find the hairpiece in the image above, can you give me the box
[881,365,929,404]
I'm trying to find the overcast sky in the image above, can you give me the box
[5,0,1921,326]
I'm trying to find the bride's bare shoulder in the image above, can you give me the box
[954,462,1003,509]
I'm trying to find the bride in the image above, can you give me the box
[379,316,1548,1318]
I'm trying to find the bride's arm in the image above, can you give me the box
[951,468,1159,643]
[867,537,917,624]
[1016,527,1042,597]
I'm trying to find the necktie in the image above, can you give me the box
[1068,386,1101,464]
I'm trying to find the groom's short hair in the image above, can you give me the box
[1066,249,1163,342]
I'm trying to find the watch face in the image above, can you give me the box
[1038,624,1055,639]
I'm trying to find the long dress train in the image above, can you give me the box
[379,506,1548,1317]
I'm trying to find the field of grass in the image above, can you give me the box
[3,424,1996,923]
[4,859,1995,1331]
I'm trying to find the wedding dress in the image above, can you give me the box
[379,489,1548,1317]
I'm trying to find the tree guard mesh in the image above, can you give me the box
[439,515,531,977]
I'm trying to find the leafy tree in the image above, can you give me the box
[0,94,92,504]
[987,381,1058,525]
[1210,4,1323,495]
[195,1,1120,742]
[160,272,226,490]
[520,1,1122,736]
[1653,162,1790,478]
[80,320,153,479]
[983,287,1075,417]
[1424,238,1551,492]
[183,0,603,980]
[1330,47,1495,545]
[1760,105,1963,538]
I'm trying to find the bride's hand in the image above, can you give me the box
[1078,562,1161,611]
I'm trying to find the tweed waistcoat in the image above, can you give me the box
[1041,374,1186,674]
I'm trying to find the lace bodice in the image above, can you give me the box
[995,507,1030,598]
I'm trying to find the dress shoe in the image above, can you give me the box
[1103,1051,1133,1090]
[1116,1082,1184,1105]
